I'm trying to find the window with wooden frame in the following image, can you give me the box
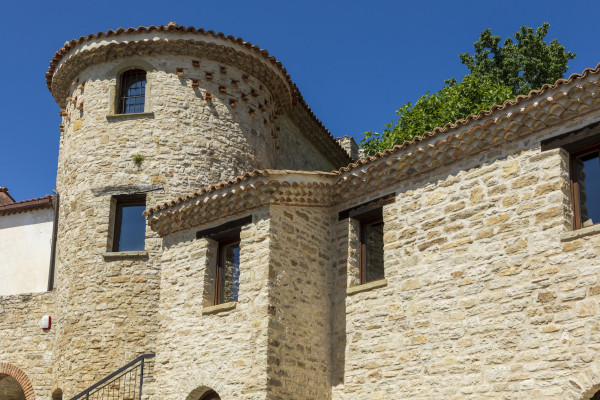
[358,211,385,284]
[541,123,600,231]
[196,216,251,305]
[112,195,146,252]
[570,144,600,230]
[215,235,241,305]
[339,195,392,285]
[117,69,146,114]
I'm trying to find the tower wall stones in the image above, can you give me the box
[48,27,348,398]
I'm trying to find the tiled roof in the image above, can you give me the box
[45,22,352,166]
[145,62,600,236]
[337,62,600,174]
[145,170,334,236]
[0,195,54,216]
[0,187,15,206]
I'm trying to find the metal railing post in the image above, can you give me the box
[138,358,145,400]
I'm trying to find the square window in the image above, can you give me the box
[112,196,146,251]
[571,145,600,229]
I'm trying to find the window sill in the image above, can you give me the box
[347,278,388,296]
[561,224,600,242]
[101,251,149,260]
[202,301,237,315]
[106,112,154,121]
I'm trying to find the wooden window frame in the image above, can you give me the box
[196,216,251,305]
[112,195,146,252]
[214,235,241,306]
[359,213,384,285]
[570,143,600,230]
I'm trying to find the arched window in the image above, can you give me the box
[117,69,146,114]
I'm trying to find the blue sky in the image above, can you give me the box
[1,0,599,201]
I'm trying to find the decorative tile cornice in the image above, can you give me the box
[145,170,334,236]
[46,24,352,167]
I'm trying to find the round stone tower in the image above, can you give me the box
[46,22,350,397]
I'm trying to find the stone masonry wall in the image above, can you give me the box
[267,205,332,400]
[331,126,600,399]
[276,115,337,171]
[0,292,56,400]
[153,211,271,400]
[52,52,338,398]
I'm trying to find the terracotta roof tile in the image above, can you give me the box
[0,187,15,205]
[45,23,352,166]
[0,195,54,216]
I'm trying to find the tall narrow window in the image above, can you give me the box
[118,69,146,114]
[359,212,385,284]
[113,196,146,252]
[571,145,600,229]
[216,237,241,305]
[196,215,251,306]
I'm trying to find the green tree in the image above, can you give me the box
[360,23,575,155]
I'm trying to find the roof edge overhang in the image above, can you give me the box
[46,23,352,167]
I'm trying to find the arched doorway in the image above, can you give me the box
[0,362,34,400]
[199,390,220,400]
[0,376,26,400]
[52,388,64,400]
[186,386,221,400]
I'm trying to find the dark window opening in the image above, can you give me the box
[358,209,385,284]
[113,196,146,252]
[571,144,600,230]
[118,69,146,114]
[592,390,600,400]
[216,237,241,305]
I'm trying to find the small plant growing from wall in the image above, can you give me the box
[132,153,145,167]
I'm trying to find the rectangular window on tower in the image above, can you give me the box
[112,195,146,252]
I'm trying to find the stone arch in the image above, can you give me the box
[105,59,157,78]
[561,364,600,400]
[0,362,35,400]
[185,386,221,400]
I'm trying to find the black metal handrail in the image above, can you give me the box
[69,353,155,400]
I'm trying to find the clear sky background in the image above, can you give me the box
[1,0,599,201]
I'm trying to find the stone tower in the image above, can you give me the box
[46,22,350,397]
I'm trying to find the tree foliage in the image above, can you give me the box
[360,23,575,155]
